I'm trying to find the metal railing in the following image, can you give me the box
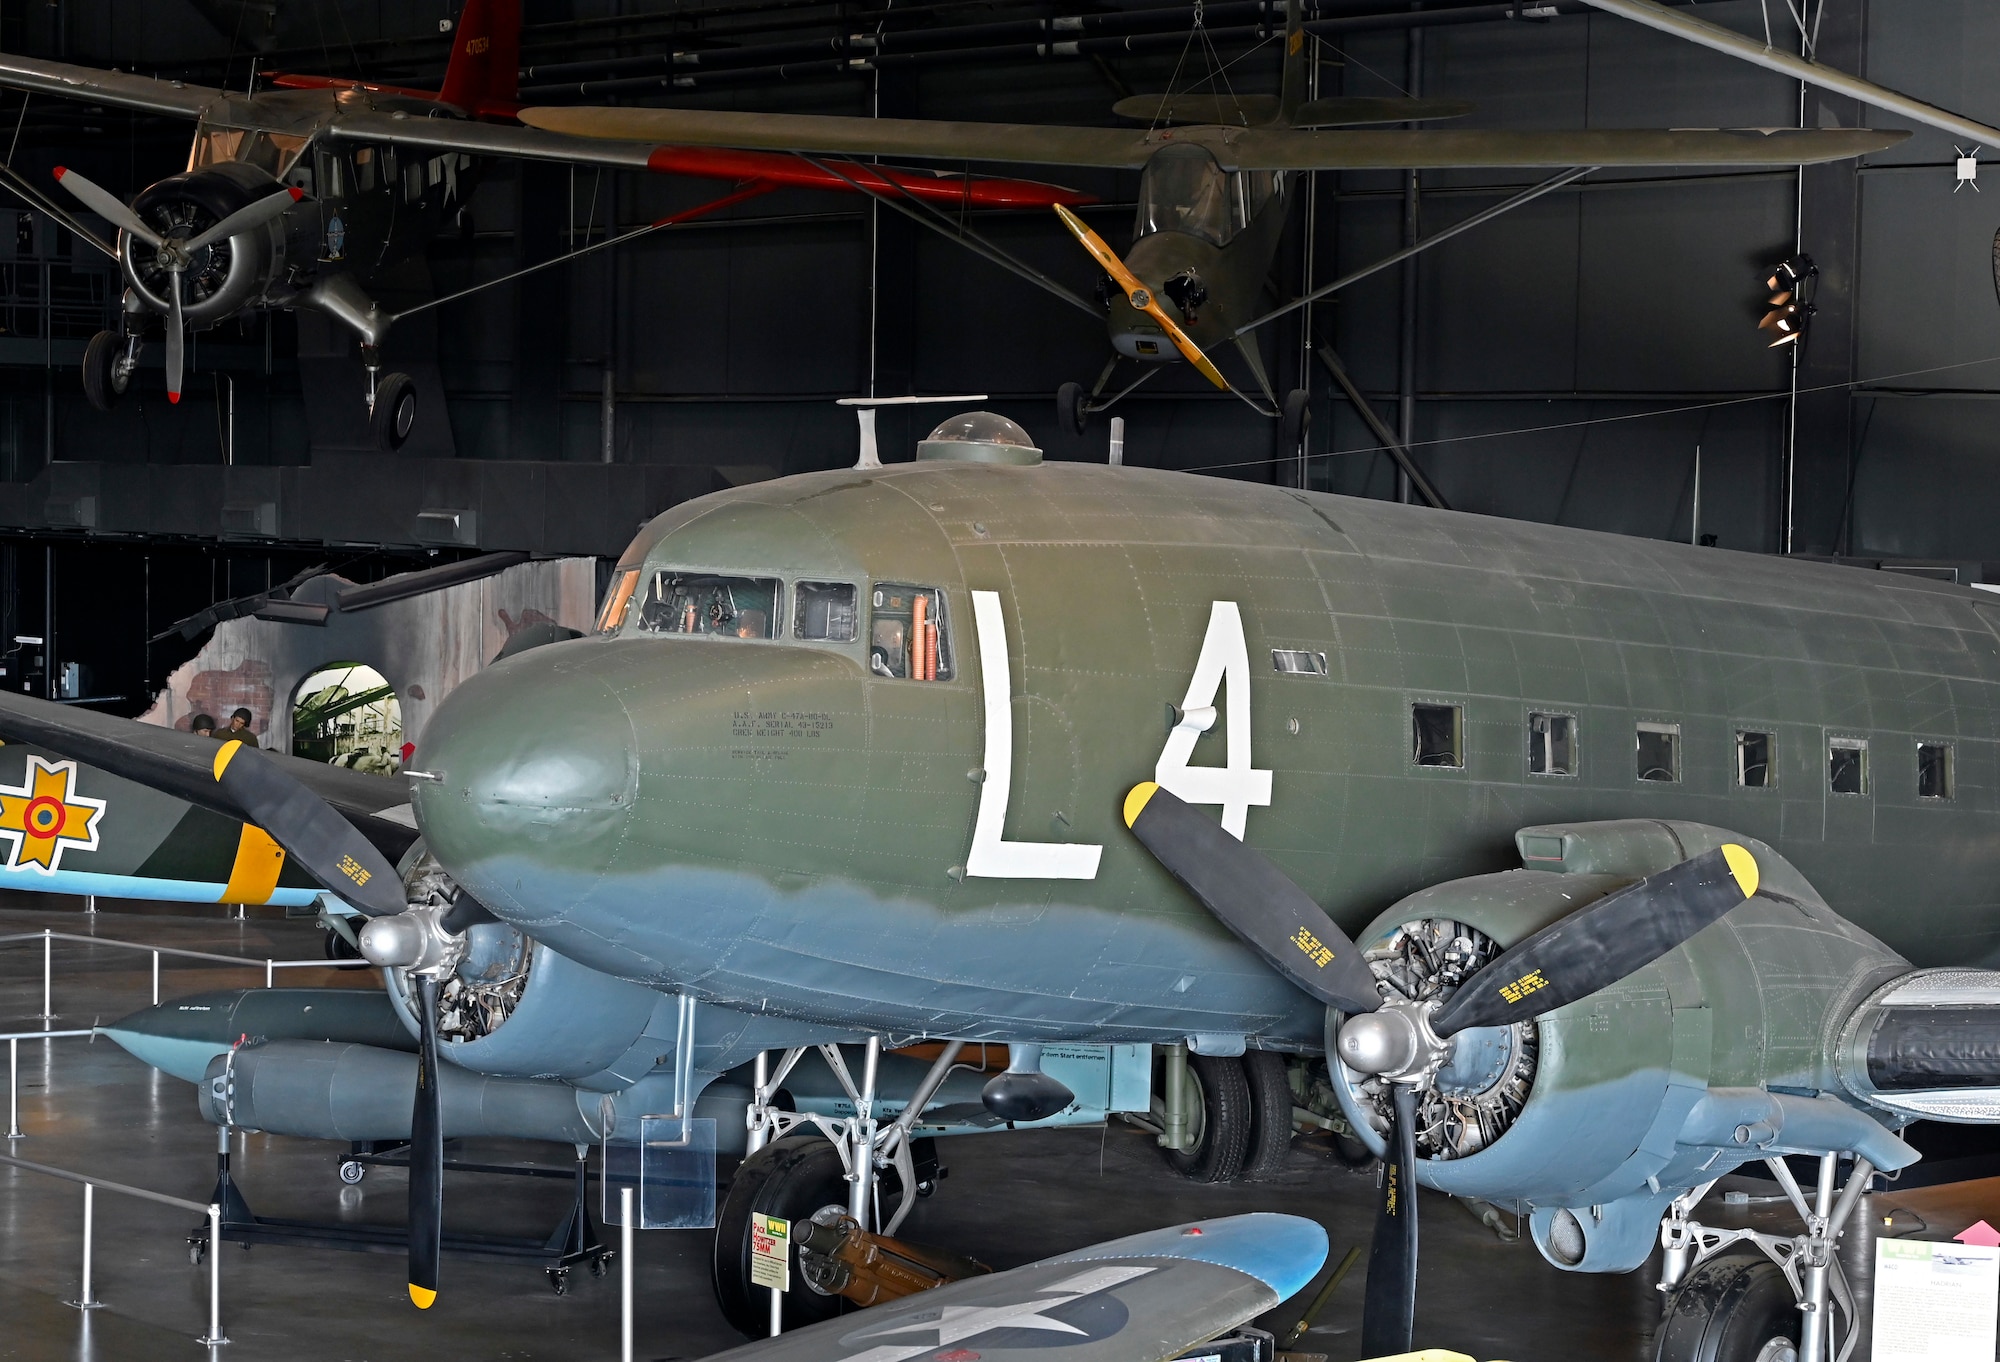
[0,927,374,1023]
[0,1151,229,1344]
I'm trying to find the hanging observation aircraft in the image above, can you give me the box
[518,0,1907,442]
[0,0,1087,450]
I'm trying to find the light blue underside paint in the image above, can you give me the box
[0,864,318,907]
[96,1029,227,1084]
[1048,1213,1329,1300]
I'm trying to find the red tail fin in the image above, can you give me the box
[438,0,520,116]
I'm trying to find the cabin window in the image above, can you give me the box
[1918,742,1953,800]
[1412,703,1462,768]
[316,149,345,198]
[1736,730,1773,788]
[871,585,952,681]
[596,569,640,634]
[1271,649,1327,676]
[794,581,858,643]
[1134,143,1233,246]
[1828,737,1868,795]
[637,572,778,638]
[1636,722,1680,783]
[1527,712,1574,776]
[354,146,377,192]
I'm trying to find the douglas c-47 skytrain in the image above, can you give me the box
[6,411,2000,1361]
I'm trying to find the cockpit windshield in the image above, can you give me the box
[636,572,779,638]
[1133,144,1286,247]
[189,124,309,178]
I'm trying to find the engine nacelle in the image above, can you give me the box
[1328,819,1918,1274]
[123,163,294,324]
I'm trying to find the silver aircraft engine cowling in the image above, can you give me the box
[123,163,301,323]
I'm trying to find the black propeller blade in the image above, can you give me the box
[211,741,406,917]
[1359,1083,1419,1357]
[1429,843,1758,1036]
[408,972,444,1309]
[1122,782,1380,1013]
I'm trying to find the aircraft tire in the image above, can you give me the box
[1653,1252,1799,1362]
[82,330,127,412]
[1237,1050,1295,1181]
[1280,388,1310,456]
[1165,1053,1251,1183]
[1057,381,1089,436]
[370,372,418,452]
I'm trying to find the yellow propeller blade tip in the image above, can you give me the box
[1123,781,1160,828]
[1721,843,1759,900]
[409,1283,437,1309]
[212,740,241,781]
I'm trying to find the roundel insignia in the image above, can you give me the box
[0,755,105,873]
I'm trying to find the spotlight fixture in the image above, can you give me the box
[1758,254,1817,348]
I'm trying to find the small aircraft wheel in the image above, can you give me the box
[1279,387,1310,456]
[1056,381,1089,436]
[1654,1251,1799,1362]
[1163,1053,1252,1184]
[1237,1050,1295,1181]
[338,1159,366,1185]
[82,330,129,412]
[716,1134,914,1337]
[370,371,418,452]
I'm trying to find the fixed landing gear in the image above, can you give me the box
[1279,388,1310,458]
[361,345,418,452]
[1654,1154,1873,1362]
[1148,1046,1305,1184]
[1057,381,1089,435]
[82,329,139,412]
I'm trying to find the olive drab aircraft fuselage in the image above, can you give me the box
[413,450,2000,1055]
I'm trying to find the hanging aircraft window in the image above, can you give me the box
[1918,742,1953,800]
[870,585,952,681]
[1134,144,1233,247]
[1636,722,1680,783]
[1736,730,1773,788]
[794,582,858,643]
[1828,737,1868,795]
[1229,169,1286,235]
[189,126,246,168]
[315,148,346,199]
[1411,703,1462,768]
[354,147,378,192]
[596,569,640,634]
[637,573,779,638]
[1271,649,1327,676]
[190,126,305,177]
[1527,712,1574,776]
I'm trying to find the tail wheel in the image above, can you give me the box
[1655,1252,1801,1362]
[83,330,130,412]
[371,372,418,452]
[1238,1050,1296,1180]
[1163,1053,1252,1183]
[1057,381,1089,436]
[1280,388,1310,455]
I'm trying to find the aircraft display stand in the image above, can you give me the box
[187,1128,611,1293]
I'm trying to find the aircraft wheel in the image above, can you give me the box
[338,1159,366,1185]
[83,330,130,412]
[713,1135,855,1338]
[1279,388,1310,456]
[1238,1050,1295,1180]
[1654,1252,1799,1362]
[1164,1053,1251,1183]
[370,372,418,452]
[1057,381,1089,436]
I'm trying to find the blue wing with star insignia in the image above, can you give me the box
[705,1214,1328,1362]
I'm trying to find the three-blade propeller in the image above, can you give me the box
[1121,781,1760,1353]
[1052,203,1228,390]
[50,167,302,403]
[206,739,444,1305]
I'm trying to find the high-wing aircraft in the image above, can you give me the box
[0,0,1086,449]
[519,0,1907,442]
[8,412,2000,1362]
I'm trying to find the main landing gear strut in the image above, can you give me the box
[1654,1153,1874,1362]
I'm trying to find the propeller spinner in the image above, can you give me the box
[1121,780,1759,1353]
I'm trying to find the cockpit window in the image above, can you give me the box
[870,585,952,681]
[794,582,858,643]
[1133,145,1286,247]
[596,569,640,634]
[638,572,779,638]
[190,125,308,177]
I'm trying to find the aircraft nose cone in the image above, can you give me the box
[411,651,637,919]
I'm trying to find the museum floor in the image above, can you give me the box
[0,898,1983,1362]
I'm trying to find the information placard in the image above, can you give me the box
[1873,1238,2000,1362]
[750,1213,791,1293]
